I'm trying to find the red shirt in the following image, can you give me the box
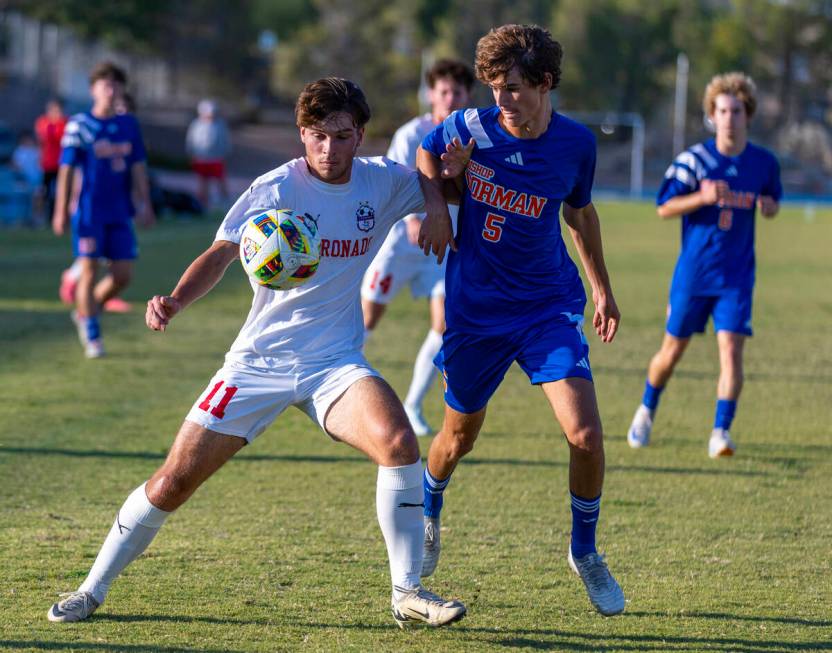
[34,114,68,173]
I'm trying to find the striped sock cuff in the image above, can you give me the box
[570,492,601,514]
[424,468,450,494]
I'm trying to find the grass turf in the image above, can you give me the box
[1,202,830,652]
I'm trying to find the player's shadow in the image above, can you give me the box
[0,640,240,653]
[593,364,832,385]
[0,445,778,478]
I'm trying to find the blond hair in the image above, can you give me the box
[703,72,757,118]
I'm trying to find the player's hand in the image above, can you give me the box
[592,290,620,343]
[440,137,475,179]
[418,206,457,264]
[700,179,731,206]
[404,215,423,245]
[146,295,182,332]
[52,210,68,236]
[757,195,778,218]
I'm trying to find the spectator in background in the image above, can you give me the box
[12,131,43,224]
[186,99,231,209]
[35,99,67,220]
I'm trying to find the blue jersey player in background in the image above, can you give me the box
[627,72,782,458]
[52,61,155,359]
[416,24,625,616]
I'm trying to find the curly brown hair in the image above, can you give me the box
[295,78,371,129]
[474,24,562,89]
[703,72,757,118]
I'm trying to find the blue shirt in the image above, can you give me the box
[422,107,595,335]
[60,111,147,225]
[658,139,782,294]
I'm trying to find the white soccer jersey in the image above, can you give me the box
[215,156,423,367]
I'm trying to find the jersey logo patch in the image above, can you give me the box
[725,165,738,176]
[356,201,375,232]
[504,152,524,166]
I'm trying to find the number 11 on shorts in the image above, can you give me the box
[199,381,238,419]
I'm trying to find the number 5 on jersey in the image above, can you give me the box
[482,212,505,242]
[199,381,238,419]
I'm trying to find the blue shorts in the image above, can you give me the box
[435,312,593,414]
[666,288,753,338]
[72,219,138,260]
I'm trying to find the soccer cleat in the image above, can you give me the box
[59,269,78,305]
[421,516,441,577]
[568,548,625,616]
[404,403,432,437]
[627,404,653,449]
[103,297,133,313]
[391,586,466,628]
[708,428,736,458]
[85,339,106,359]
[47,591,100,622]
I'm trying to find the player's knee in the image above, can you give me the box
[110,269,132,289]
[145,470,196,511]
[376,423,419,465]
[443,428,478,461]
[566,426,603,455]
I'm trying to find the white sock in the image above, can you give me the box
[78,483,170,604]
[68,258,83,280]
[376,462,423,599]
[404,329,443,410]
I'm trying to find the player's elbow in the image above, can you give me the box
[656,204,674,219]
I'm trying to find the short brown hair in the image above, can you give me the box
[295,78,371,129]
[426,59,475,91]
[703,72,757,118]
[89,61,127,86]
[475,24,562,89]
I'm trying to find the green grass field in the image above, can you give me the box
[1,202,830,652]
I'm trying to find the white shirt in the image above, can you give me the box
[216,156,424,367]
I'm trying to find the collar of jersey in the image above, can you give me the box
[301,159,355,194]
[490,108,559,144]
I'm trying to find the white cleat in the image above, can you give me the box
[404,404,432,436]
[568,549,625,616]
[421,516,440,577]
[47,591,100,622]
[85,339,106,359]
[391,585,466,628]
[627,404,653,448]
[708,428,736,458]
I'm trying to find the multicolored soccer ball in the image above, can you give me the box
[239,209,321,290]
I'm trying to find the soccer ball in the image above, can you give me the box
[239,209,321,290]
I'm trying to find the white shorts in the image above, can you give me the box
[185,352,380,442]
[361,222,445,305]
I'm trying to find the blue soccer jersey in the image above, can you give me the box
[422,107,596,334]
[658,138,782,294]
[60,111,147,225]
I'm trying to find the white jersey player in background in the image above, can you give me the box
[47,78,466,629]
[361,59,474,436]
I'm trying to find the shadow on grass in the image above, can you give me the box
[273,620,832,652]
[0,446,777,477]
[627,610,832,627]
[594,364,832,386]
[0,641,241,653]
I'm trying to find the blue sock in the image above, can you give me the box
[84,315,101,342]
[642,380,664,411]
[423,467,450,519]
[714,399,737,430]
[570,492,600,559]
